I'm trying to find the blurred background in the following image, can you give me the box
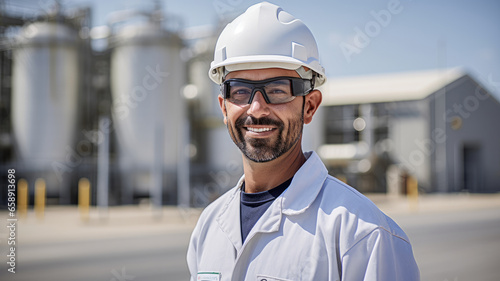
[0,0,499,280]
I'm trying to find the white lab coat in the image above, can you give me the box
[187,151,420,281]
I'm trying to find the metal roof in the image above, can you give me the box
[321,68,466,106]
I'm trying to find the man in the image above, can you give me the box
[187,2,419,281]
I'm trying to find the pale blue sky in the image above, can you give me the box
[51,0,500,97]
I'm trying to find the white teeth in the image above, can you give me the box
[247,127,273,133]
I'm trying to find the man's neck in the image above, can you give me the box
[242,143,306,193]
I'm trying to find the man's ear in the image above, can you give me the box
[303,90,322,124]
[218,95,228,125]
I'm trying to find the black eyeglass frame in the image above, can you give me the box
[221,76,315,104]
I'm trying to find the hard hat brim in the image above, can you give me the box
[209,55,326,86]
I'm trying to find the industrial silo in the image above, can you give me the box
[11,21,79,199]
[109,15,186,204]
[184,32,243,207]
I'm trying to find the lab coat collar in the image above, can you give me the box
[216,176,245,251]
[281,151,328,215]
[215,151,328,251]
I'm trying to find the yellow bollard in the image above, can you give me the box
[407,175,419,211]
[78,178,91,222]
[17,179,29,219]
[35,178,46,220]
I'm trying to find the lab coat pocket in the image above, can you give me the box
[256,274,293,281]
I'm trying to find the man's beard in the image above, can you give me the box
[227,103,304,163]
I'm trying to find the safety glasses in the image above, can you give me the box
[221,76,314,105]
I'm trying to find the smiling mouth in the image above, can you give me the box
[245,127,276,133]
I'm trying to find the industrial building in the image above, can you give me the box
[319,68,500,194]
[1,3,498,209]
[0,3,193,207]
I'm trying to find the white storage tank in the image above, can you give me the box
[11,22,79,195]
[110,20,186,202]
[186,36,243,206]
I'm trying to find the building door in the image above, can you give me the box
[463,145,481,192]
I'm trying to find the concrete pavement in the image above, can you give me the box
[4,192,500,244]
[1,193,499,281]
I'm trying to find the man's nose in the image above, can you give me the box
[247,91,270,118]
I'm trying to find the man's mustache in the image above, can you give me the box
[235,116,283,128]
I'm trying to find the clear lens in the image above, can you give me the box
[264,80,292,100]
[226,78,294,104]
[228,82,253,104]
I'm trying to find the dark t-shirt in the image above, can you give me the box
[240,177,293,242]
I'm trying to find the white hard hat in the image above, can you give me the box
[209,1,326,87]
